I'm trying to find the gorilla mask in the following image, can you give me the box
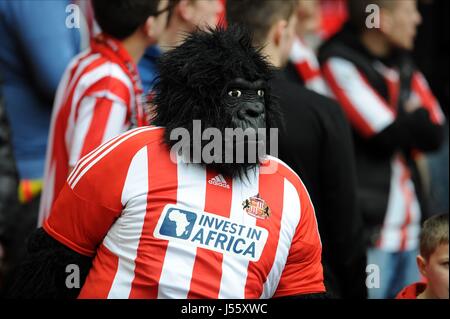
[152,26,280,178]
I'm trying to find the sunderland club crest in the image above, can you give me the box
[242,194,271,220]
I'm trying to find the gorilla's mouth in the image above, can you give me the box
[233,113,266,133]
[166,120,278,178]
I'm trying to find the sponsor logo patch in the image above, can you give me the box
[154,204,268,262]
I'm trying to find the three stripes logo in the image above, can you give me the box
[208,174,230,189]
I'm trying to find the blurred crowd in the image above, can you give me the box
[0,0,448,299]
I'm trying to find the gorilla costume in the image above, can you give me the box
[152,26,281,178]
[9,26,326,299]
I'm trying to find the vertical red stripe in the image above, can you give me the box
[244,172,284,298]
[78,244,119,298]
[129,142,178,298]
[80,98,113,157]
[52,107,72,210]
[187,170,233,298]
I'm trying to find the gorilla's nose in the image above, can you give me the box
[238,102,264,120]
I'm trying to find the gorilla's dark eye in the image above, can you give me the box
[228,89,242,98]
[257,89,265,97]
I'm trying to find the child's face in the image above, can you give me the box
[419,244,449,299]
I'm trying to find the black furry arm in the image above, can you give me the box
[8,227,92,299]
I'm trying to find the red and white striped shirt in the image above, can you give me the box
[322,57,445,252]
[44,127,325,298]
[38,34,145,227]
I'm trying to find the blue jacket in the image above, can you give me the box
[0,0,81,179]
[138,45,162,94]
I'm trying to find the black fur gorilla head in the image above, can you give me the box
[152,26,280,178]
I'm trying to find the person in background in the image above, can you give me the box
[413,0,449,217]
[319,0,446,299]
[396,214,448,299]
[139,0,223,94]
[37,0,171,227]
[0,0,85,290]
[227,0,367,298]
[285,0,330,96]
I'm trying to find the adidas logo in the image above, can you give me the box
[208,174,230,189]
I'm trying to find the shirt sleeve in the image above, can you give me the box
[44,131,137,256]
[273,181,325,297]
[43,181,122,257]
[322,57,396,138]
[69,96,128,167]
[410,71,446,125]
